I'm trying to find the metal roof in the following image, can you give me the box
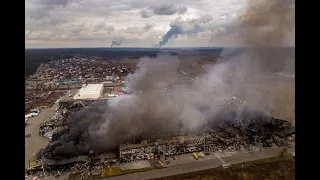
[44,131,54,137]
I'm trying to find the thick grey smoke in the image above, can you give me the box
[213,0,295,119]
[110,40,122,47]
[158,15,213,47]
[45,54,230,157]
[42,0,294,158]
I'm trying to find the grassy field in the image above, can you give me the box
[152,155,295,180]
[67,167,158,180]
[100,167,154,177]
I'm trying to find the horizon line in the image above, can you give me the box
[25,46,228,50]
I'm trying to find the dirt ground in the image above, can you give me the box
[153,156,295,180]
[269,84,295,124]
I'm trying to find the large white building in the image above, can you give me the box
[74,84,104,100]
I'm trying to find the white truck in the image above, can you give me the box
[198,152,205,158]
[25,113,34,119]
[30,109,40,114]
[222,164,231,169]
[29,112,39,116]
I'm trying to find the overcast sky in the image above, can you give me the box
[25,0,252,48]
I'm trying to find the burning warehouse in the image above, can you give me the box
[119,114,294,163]
[37,102,294,162]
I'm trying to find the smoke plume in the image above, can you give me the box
[110,39,122,47]
[213,0,295,118]
[158,15,213,47]
[41,0,294,158]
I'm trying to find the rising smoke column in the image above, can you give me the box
[158,15,213,47]
[40,0,294,158]
[110,40,122,47]
[214,0,295,120]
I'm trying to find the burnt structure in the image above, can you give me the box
[39,105,295,161]
[119,116,294,162]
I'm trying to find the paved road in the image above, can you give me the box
[105,146,294,180]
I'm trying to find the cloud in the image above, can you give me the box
[125,23,155,35]
[140,9,153,18]
[93,21,115,33]
[25,30,55,41]
[67,23,86,34]
[140,3,188,18]
[26,0,74,19]
[142,23,155,31]
[25,0,294,48]
[149,3,188,15]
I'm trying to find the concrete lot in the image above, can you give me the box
[25,92,71,168]
[25,107,56,167]
[164,150,240,167]
[120,160,152,170]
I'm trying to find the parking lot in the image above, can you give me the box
[120,160,152,170]
[25,106,56,167]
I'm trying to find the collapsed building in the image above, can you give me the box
[38,103,294,163]
[28,109,294,178]
[119,116,294,163]
[28,91,295,179]
[26,153,118,178]
[39,99,93,139]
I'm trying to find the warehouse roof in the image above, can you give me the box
[74,84,104,100]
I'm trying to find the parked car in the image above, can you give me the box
[25,113,34,119]
[29,112,39,116]
[222,164,231,169]
[198,152,205,158]
[30,109,40,114]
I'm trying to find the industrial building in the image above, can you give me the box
[74,84,104,100]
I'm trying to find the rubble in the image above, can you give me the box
[38,100,92,137]
[38,109,68,136]
[26,153,119,178]
[29,104,294,178]
[25,91,65,114]
[118,111,294,163]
